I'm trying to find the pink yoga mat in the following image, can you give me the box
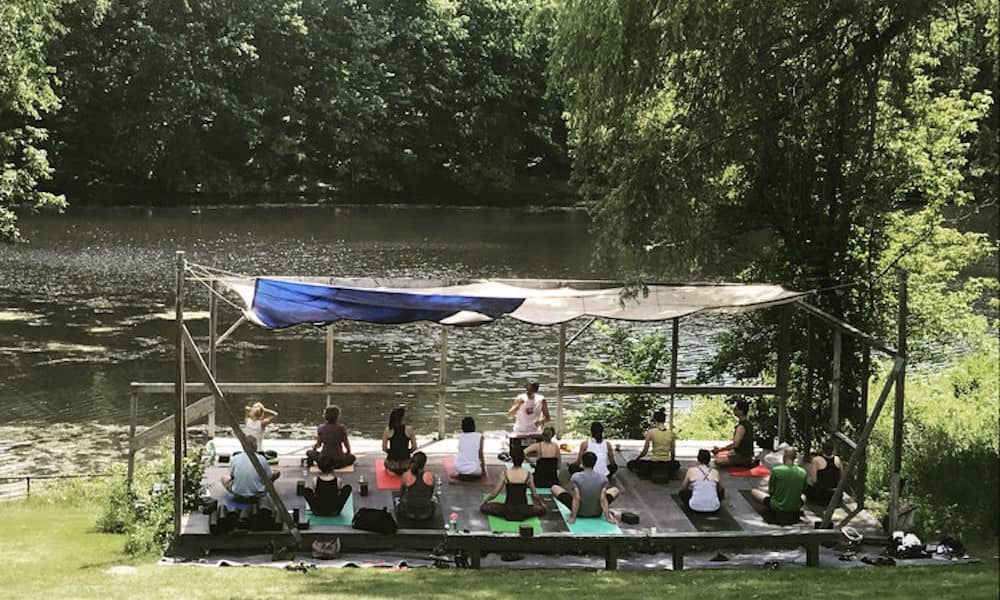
[374,459,403,490]
[442,457,492,484]
[728,464,770,477]
[717,451,770,477]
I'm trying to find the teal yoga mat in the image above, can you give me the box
[554,497,622,534]
[306,494,354,526]
[483,492,542,534]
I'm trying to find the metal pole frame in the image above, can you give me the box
[208,280,218,438]
[669,318,679,431]
[324,325,334,408]
[889,270,908,530]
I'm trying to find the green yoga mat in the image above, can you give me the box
[484,492,542,534]
[306,494,354,526]
[554,497,622,534]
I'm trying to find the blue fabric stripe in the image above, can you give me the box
[250,278,525,328]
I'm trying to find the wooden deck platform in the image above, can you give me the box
[174,436,878,568]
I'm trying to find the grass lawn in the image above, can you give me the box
[0,500,996,600]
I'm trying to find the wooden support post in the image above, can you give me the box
[672,546,684,571]
[889,271,908,531]
[605,544,618,571]
[822,356,904,527]
[856,344,871,507]
[830,330,842,431]
[324,325,334,408]
[669,318,679,431]
[208,281,217,438]
[470,546,482,569]
[557,322,566,434]
[776,305,791,444]
[437,326,448,439]
[806,543,819,567]
[127,391,138,491]
[803,315,814,457]
[181,325,301,543]
[173,251,186,538]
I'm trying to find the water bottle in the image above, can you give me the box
[359,475,369,496]
[448,512,458,533]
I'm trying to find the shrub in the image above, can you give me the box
[96,446,207,556]
[866,341,999,540]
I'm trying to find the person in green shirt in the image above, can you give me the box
[751,447,806,519]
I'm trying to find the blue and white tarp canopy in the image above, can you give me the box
[219,276,806,328]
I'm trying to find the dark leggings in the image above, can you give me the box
[480,500,545,521]
[627,458,680,480]
[303,484,352,516]
[306,450,357,469]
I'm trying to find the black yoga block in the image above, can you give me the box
[621,512,640,525]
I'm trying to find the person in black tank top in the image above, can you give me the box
[303,456,352,516]
[481,447,546,521]
[524,426,561,488]
[383,406,417,475]
[806,439,842,504]
[397,452,438,521]
[713,400,756,467]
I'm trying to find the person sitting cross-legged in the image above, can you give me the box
[713,399,757,467]
[303,456,352,516]
[451,416,486,481]
[480,447,546,521]
[751,446,806,523]
[523,426,561,489]
[221,436,280,503]
[627,409,681,481]
[679,449,724,513]
[552,451,620,524]
[397,451,439,522]
[306,404,357,470]
[805,438,842,506]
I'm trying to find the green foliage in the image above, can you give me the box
[866,340,1000,539]
[0,0,67,242]
[570,321,670,439]
[46,0,567,200]
[674,397,734,441]
[96,448,207,556]
[549,0,998,457]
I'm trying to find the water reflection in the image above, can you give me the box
[0,204,734,479]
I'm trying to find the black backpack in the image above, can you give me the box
[352,507,398,534]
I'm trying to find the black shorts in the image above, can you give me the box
[555,491,615,515]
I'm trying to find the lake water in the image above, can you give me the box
[0,204,735,485]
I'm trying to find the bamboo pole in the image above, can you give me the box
[776,305,791,444]
[208,280,217,438]
[830,330,842,431]
[821,356,904,527]
[557,323,566,434]
[325,325,334,408]
[173,251,186,538]
[181,325,301,543]
[803,315,814,458]
[214,316,246,348]
[889,271,908,531]
[437,327,448,439]
[669,318,679,431]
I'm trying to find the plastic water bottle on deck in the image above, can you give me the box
[448,512,458,533]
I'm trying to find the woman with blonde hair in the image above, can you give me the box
[244,402,278,450]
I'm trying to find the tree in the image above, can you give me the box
[0,0,66,242]
[549,1,998,449]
